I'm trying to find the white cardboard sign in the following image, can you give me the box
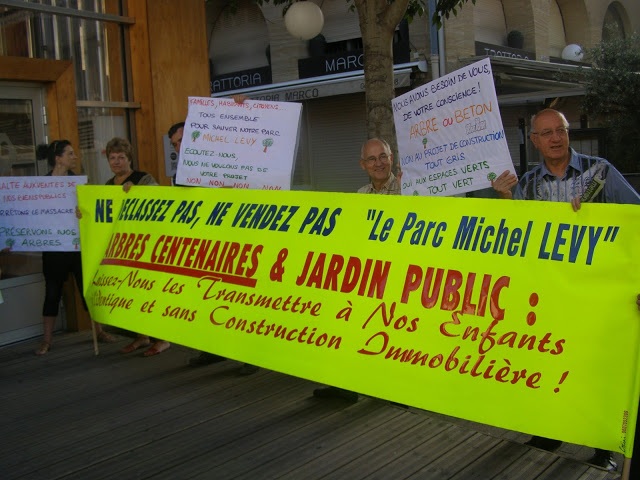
[393,58,516,196]
[176,97,303,190]
[0,175,87,251]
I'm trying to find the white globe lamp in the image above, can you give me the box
[284,1,324,41]
[561,44,584,62]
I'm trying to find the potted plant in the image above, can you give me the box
[507,30,524,49]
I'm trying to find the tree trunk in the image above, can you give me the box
[354,0,409,157]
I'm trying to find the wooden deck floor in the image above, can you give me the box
[0,331,623,480]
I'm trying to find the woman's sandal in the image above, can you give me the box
[143,341,171,357]
[97,331,116,343]
[35,342,51,356]
[121,338,150,354]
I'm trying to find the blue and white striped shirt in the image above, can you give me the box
[514,148,640,205]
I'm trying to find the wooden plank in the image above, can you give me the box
[576,468,617,480]
[4,365,304,478]
[536,457,593,480]
[0,333,623,480]
[1,359,259,468]
[146,0,209,184]
[404,433,501,479]
[23,377,316,480]
[492,449,562,480]
[125,0,158,180]
[0,56,70,82]
[240,402,419,480]
[289,415,452,480]
[155,400,393,479]
[362,425,475,479]
[450,440,529,480]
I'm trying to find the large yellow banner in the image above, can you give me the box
[78,186,640,455]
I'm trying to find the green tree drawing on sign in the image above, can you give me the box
[72,237,80,250]
[192,130,201,142]
[262,138,274,153]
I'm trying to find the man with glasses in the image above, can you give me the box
[357,138,401,195]
[314,137,401,402]
[492,108,640,471]
[492,108,639,206]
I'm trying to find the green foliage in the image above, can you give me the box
[431,0,475,27]
[581,32,640,172]
[506,30,523,45]
[403,1,427,23]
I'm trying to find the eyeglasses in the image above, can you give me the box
[363,153,391,165]
[531,127,569,139]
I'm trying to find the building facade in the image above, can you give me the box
[441,0,639,180]
[0,0,638,344]
[207,0,638,191]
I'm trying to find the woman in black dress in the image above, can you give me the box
[36,140,115,355]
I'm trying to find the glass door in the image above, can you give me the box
[0,82,61,346]
[0,84,47,175]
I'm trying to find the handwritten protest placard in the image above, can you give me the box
[78,186,640,455]
[175,97,302,190]
[393,57,516,196]
[0,176,86,251]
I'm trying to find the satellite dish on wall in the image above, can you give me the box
[561,44,584,61]
[284,1,324,41]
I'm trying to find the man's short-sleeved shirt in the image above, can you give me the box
[514,148,640,205]
[357,172,400,195]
